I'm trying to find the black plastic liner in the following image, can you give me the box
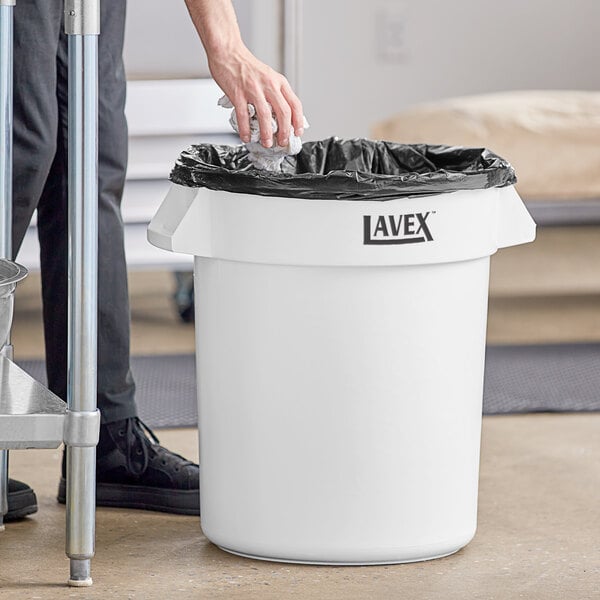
[170,137,516,201]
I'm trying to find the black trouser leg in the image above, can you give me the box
[12,0,137,424]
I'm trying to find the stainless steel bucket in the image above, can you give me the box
[0,258,27,349]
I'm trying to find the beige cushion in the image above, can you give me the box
[371,91,600,201]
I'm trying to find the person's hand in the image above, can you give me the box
[208,45,304,148]
[184,0,303,148]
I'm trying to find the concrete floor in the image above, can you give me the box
[2,269,600,598]
[2,416,599,599]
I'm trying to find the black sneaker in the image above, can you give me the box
[57,417,199,515]
[5,478,38,521]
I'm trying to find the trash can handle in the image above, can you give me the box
[147,185,209,255]
[496,186,536,249]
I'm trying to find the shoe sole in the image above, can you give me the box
[5,488,38,522]
[57,478,199,516]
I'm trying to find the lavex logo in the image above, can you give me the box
[363,212,435,245]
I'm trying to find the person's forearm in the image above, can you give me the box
[184,0,305,147]
[184,0,246,60]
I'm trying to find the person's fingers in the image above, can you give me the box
[253,98,274,148]
[210,48,304,146]
[232,95,250,143]
[267,92,292,147]
[282,82,304,136]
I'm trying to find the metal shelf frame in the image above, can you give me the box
[0,0,101,587]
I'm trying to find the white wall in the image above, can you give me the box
[122,0,600,140]
[298,0,600,140]
[123,0,256,79]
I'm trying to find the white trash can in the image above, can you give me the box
[148,142,536,565]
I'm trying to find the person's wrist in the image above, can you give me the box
[205,35,248,65]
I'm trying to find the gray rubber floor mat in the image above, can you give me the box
[17,354,198,429]
[483,343,600,414]
[16,343,600,429]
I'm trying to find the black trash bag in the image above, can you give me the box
[170,137,516,201]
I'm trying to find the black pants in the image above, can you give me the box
[12,0,137,424]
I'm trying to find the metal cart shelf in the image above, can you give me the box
[0,0,100,587]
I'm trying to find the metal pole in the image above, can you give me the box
[0,0,13,259]
[0,0,15,532]
[282,0,302,95]
[65,0,99,587]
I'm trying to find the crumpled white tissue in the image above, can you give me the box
[218,95,309,172]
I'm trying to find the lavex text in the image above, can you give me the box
[363,212,434,245]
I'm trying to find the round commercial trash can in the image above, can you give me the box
[148,139,536,565]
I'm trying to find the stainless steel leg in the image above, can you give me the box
[0,2,13,256]
[0,0,15,532]
[0,347,12,531]
[65,0,100,588]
